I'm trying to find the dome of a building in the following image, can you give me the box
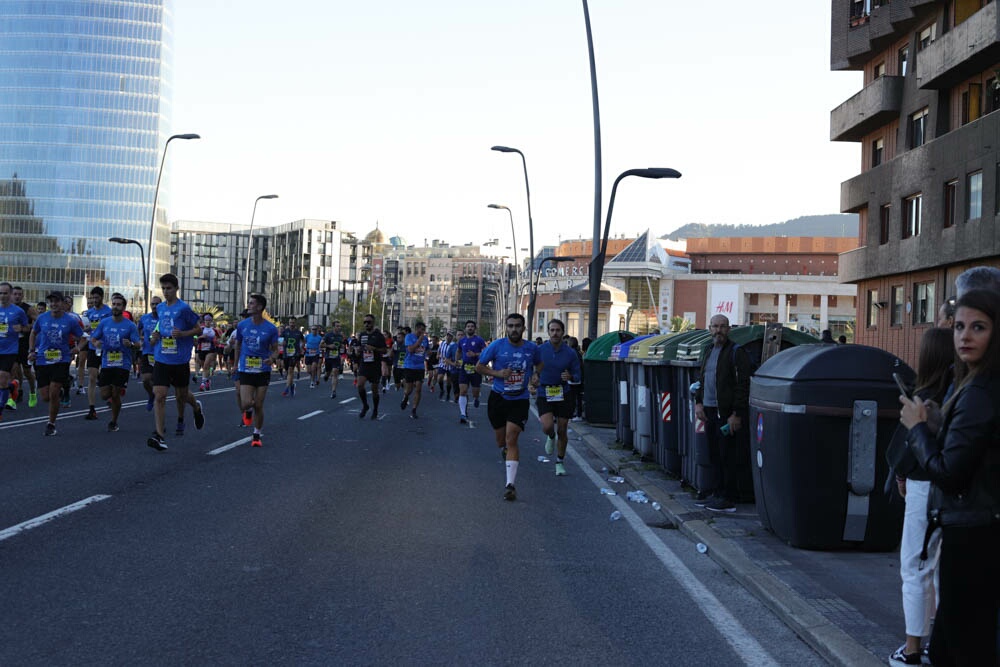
[364,222,388,246]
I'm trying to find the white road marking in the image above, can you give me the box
[339,397,357,404]
[567,445,776,666]
[207,436,252,456]
[298,410,324,420]
[0,495,112,543]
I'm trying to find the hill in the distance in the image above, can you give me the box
[663,214,858,241]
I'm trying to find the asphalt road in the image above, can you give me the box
[0,372,824,666]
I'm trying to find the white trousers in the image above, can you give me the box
[900,479,941,638]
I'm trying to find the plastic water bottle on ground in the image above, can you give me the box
[610,511,622,522]
[651,502,661,511]
[600,488,617,496]
[607,476,625,484]
[696,543,708,554]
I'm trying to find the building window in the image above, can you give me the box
[917,24,936,50]
[872,138,884,168]
[909,108,928,148]
[879,204,891,244]
[891,286,904,325]
[902,193,922,238]
[874,62,886,78]
[899,45,909,76]
[867,289,879,328]
[913,282,935,324]
[987,78,1000,115]
[968,170,983,220]
[962,83,982,125]
[944,180,958,228]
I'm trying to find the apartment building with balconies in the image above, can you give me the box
[832,0,1000,365]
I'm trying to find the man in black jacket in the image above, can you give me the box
[694,314,753,513]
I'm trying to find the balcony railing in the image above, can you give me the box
[831,75,904,141]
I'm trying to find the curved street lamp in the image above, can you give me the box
[587,167,682,339]
[487,203,519,313]
[491,145,538,332]
[109,237,147,313]
[244,194,279,303]
[147,132,199,309]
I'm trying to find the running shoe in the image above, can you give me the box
[705,498,737,513]
[503,484,516,501]
[571,416,584,422]
[198,381,206,391]
[545,436,554,456]
[410,409,418,420]
[28,392,37,408]
[76,387,84,395]
[359,405,368,419]
[194,400,205,429]
[370,408,378,421]
[146,394,154,411]
[205,379,211,391]
[474,397,480,408]
[108,421,119,432]
[251,433,262,447]
[888,645,922,666]
[400,395,408,410]
[282,388,289,397]
[60,396,71,408]
[310,382,316,389]
[243,409,254,427]
[5,398,16,411]
[9,379,18,401]
[330,391,337,399]
[175,420,185,436]
[44,423,57,437]
[555,462,567,476]
[85,407,98,420]
[147,432,167,451]
[460,416,468,425]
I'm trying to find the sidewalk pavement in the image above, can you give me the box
[569,420,902,667]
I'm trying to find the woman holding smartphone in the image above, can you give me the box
[901,288,1000,666]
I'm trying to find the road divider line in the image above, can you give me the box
[339,397,357,404]
[207,436,252,456]
[0,495,112,543]
[298,410,324,420]
[567,446,775,665]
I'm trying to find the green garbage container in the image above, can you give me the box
[582,331,635,425]
[626,334,673,458]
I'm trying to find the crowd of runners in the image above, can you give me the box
[0,275,589,500]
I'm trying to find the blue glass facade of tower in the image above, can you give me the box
[0,0,174,307]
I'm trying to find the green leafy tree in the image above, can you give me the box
[670,315,694,332]
[427,317,445,337]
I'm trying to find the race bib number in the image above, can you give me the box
[44,349,61,362]
[504,370,524,393]
[161,337,177,354]
[463,363,476,373]
[307,348,318,356]
[246,356,263,372]
[107,351,124,367]
[544,385,564,402]
[363,351,374,363]
[147,354,155,365]
[0,323,7,335]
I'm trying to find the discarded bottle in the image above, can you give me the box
[610,511,622,522]
[600,488,617,496]
[626,491,650,504]
[600,467,609,473]
[696,542,708,554]
[537,456,550,463]
[651,502,662,511]
[607,476,625,484]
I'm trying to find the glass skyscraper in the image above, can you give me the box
[0,0,174,308]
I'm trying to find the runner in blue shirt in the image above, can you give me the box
[28,291,85,436]
[476,313,543,502]
[137,295,162,412]
[535,318,582,477]
[457,320,487,423]
[401,321,430,419]
[88,294,141,432]
[234,293,280,448]
[147,273,206,451]
[81,286,113,420]
[0,282,29,421]
[304,325,323,389]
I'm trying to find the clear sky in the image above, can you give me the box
[168,1,863,254]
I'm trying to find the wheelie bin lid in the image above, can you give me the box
[661,329,713,366]
[610,334,655,361]
[753,342,911,383]
[626,333,674,364]
[583,330,636,362]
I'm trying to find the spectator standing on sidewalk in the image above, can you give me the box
[887,327,953,666]
[566,336,585,422]
[693,314,753,513]
[902,288,1000,667]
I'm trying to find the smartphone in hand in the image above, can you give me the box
[892,372,913,399]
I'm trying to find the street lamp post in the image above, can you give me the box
[491,145,537,332]
[582,0,604,341]
[244,194,279,303]
[108,237,147,312]
[487,204,519,312]
[217,268,242,317]
[587,168,682,339]
[529,256,574,337]
[147,133,199,310]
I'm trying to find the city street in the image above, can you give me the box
[0,373,823,666]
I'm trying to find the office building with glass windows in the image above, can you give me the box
[832,0,1000,365]
[0,0,174,308]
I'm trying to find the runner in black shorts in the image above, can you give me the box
[321,321,345,399]
[535,318,581,477]
[352,315,386,420]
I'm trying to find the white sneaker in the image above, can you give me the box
[544,436,554,456]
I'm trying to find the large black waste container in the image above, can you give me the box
[582,331,635,425]
[749,344,912,550]
[612,335,654,446]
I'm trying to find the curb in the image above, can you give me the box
[570,422,883,667]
